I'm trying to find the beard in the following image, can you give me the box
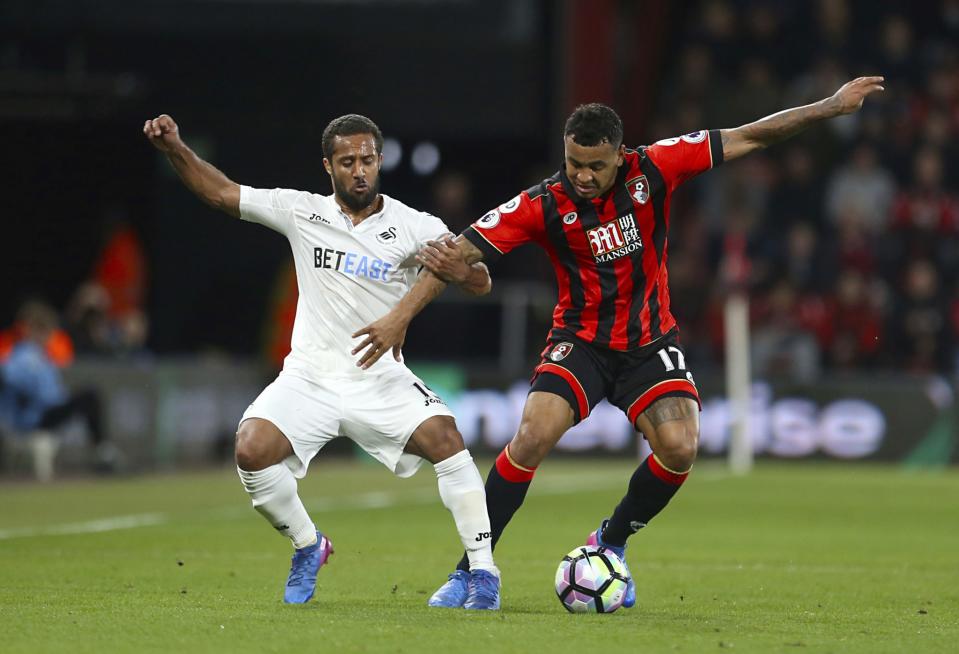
[332,174,381,212]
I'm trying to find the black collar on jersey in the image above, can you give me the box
[558,156,632,208]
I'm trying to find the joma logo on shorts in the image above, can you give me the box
[412,382,446,408]
[475,531,491,542]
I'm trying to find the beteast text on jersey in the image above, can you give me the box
[313,246,393,281]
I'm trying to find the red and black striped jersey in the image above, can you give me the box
[463,129,724,351]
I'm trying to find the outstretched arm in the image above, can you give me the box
[351,236,486,369]
[143,114,241,218]
[720,76,884,162]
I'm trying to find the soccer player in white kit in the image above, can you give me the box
[143,113,501,609]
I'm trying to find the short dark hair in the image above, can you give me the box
[564,103,624,148]
[321,114,384,160]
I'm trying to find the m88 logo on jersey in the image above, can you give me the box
[587,214,643,263]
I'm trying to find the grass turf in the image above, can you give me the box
[0,460,956,653]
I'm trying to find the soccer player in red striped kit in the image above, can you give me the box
[353,76,884,607]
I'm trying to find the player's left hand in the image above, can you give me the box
[351,312,409,369]
[416,237,470,283]
[827,76,885,115]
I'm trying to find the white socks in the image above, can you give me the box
[434,450,497,574]
[237,464,317,550]
[238,452,496,574]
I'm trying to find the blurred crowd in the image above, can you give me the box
[651,0,959,378]
[0,217,142,474]
[2,217,150,364]
[17,0,959,477]
[429,1,959,380]
[7,1,958,385]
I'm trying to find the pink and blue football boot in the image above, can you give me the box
[284,531,333,604]
[428,570,470,608]
[428,568,501,610]
[587,520,636,608]
[463,569,500,610]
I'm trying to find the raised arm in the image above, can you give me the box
[143,114,241,218]
[351,235,486,369]
[720,76,884,162]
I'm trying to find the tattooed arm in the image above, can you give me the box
[720,76,884,162]
[351,235,486,368]
[416,237,490,296]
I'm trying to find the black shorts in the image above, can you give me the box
[529,329,700,426]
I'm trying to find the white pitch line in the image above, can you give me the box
[298,472,636,513]
[300,469,730,513]
[0,513,167,541]
[0,469,731,541]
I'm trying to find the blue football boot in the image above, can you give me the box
[427,569,470,608]
[284,532,333,604]
[587,520,636,608]
[463,569,501,610]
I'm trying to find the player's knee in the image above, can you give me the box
[430,426,466,462]
[235,423,271,471]
[655,420,699,471]
[408,416,466,464]
[511,422,554,467]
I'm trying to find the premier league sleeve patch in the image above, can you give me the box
[476,209,501,229]
[680,130,707,143]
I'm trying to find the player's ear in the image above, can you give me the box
[323,158,332,175]
[616,144,626,166]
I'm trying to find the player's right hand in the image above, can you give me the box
[351,311,409,369]
[143,114,182,152]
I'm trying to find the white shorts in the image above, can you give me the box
[239,366,454,479]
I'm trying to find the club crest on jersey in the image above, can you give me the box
[499,195,522,214]
[562,211,578,225]
[376,226,397,244]
[587,213,643,263]
[550,342,574,361]
[477,209,501,229]
[627,175,649,205]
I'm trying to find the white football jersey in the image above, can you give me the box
[239,185,450,378]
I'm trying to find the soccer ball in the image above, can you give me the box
[554,545,630,613]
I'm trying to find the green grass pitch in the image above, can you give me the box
[1,460,956,653]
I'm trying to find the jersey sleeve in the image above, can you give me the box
[399,212,453,269]
[239,186,301,236]
[644,129,724,192]
[414,212,453,247]
[462,191,545,260]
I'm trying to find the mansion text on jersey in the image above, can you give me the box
[588,213,643,263]
[314,247,393,281]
